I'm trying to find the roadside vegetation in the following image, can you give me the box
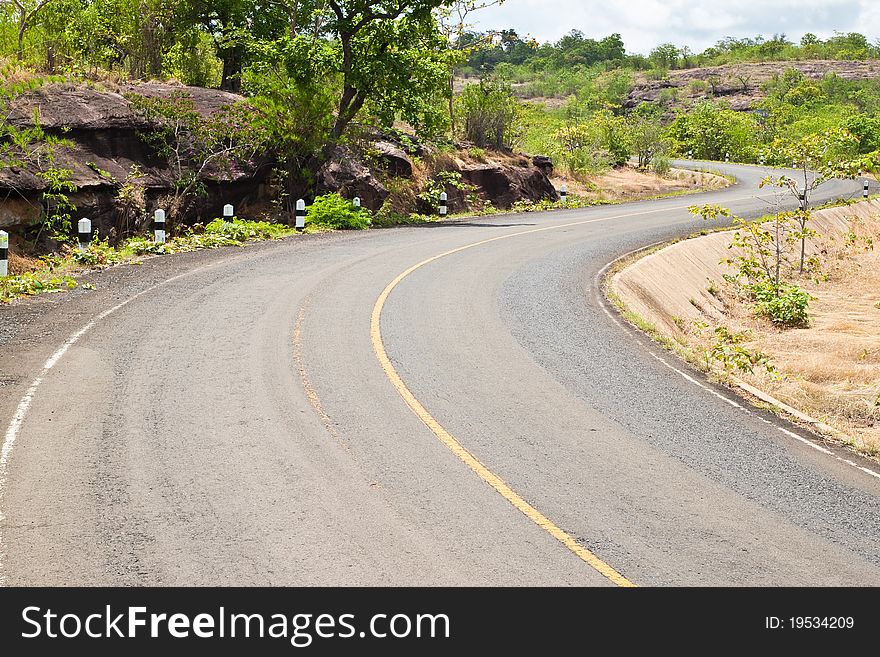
[610,192,880,458]
[0,195,369,302]
[1,3,879,305]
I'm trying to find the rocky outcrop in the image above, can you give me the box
[0,82,270,239]
[459,160,558,209]
[317,146,389,210]
[532,155,554,177]
[374,141,414,178]
[625,59,880,112]
[1,84,560,238]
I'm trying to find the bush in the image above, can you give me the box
[749,281,811,327]
[306,193,372,230]
[652,155,671,176]
[204,217,290,241]
[456,77,520,149]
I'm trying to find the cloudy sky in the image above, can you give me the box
[470,0,880,54]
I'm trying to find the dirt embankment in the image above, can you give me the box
[612,199,880,455]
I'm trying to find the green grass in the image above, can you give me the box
[0,217,303,303]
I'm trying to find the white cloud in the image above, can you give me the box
[469,0,879,54]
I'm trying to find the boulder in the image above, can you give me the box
[459,160,558,209]
[374,141,414,178]
[532,155,554,177]
[317,146,389,210]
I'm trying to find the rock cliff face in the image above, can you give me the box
[0,83,270,238]
[1,83,559,240]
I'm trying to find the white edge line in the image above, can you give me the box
[0,264,217,586]
[596,244,880,483]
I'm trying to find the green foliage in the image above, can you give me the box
[550,103,632,172]
[666,101,760,161]
[749,281,811,327]
[467,146,487,161]
[690,203,815,327]
[418,170,477,208]
[0,271,78,302]
[125,90,267,220]
[456,77,520,149]
[651,154,671,176]
[204,217,293,240]
[592,108,631,166]
[36,166,77,241]
[70,236,125,266]
[306,193,371,230]
[706,326,776,376]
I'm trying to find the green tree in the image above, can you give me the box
[246,0,455,150]
[628,105,666,168]
[5,0,58,60]
[649,43,679,70]
[456,75,518,148]
[437,1,503,135]
[760,128,861,271]
[666,100,759,161]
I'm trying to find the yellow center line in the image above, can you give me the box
[371,193,763,585]
[368,202,731,588]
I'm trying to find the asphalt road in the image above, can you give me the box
[2,162,879,586]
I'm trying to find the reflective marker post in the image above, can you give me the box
[296,199,306,231]
[153,209,166,244]
[439,192,447,216]
[78,218,92,253]
[223,204,234,219]
[0,231,8,277]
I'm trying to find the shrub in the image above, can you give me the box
[706,326,777,375]
[652,155,671,176]
[456,77,520,149]
[1,272,77,302]
[204,217,290,241]
[468,147,487,162]
[306,193,372,230]
[749,281,811,327]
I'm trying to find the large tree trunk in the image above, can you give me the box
[220,44,243,92]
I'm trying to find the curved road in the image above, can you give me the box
[2,162,879,586]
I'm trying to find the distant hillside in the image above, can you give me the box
[625,60,880,112]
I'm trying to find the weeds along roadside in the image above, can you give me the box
[2,171,734,304]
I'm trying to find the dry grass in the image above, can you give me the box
[7,252,40,275]
[738,231,880,451]
[614,200,880,456]
[552,165,728,203]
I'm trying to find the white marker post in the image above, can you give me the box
[560,184,568,204]
[77,218,92,253]
[688,150,693,159]
[865,180,870,199]
[295,199,306,231]
[223,204,234,219]
[725,152,730,162]
[759,154,765,166]
[439,192,447,216]
[352,197,361,208]
[153,209,166,244]
[0,230,8,277]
